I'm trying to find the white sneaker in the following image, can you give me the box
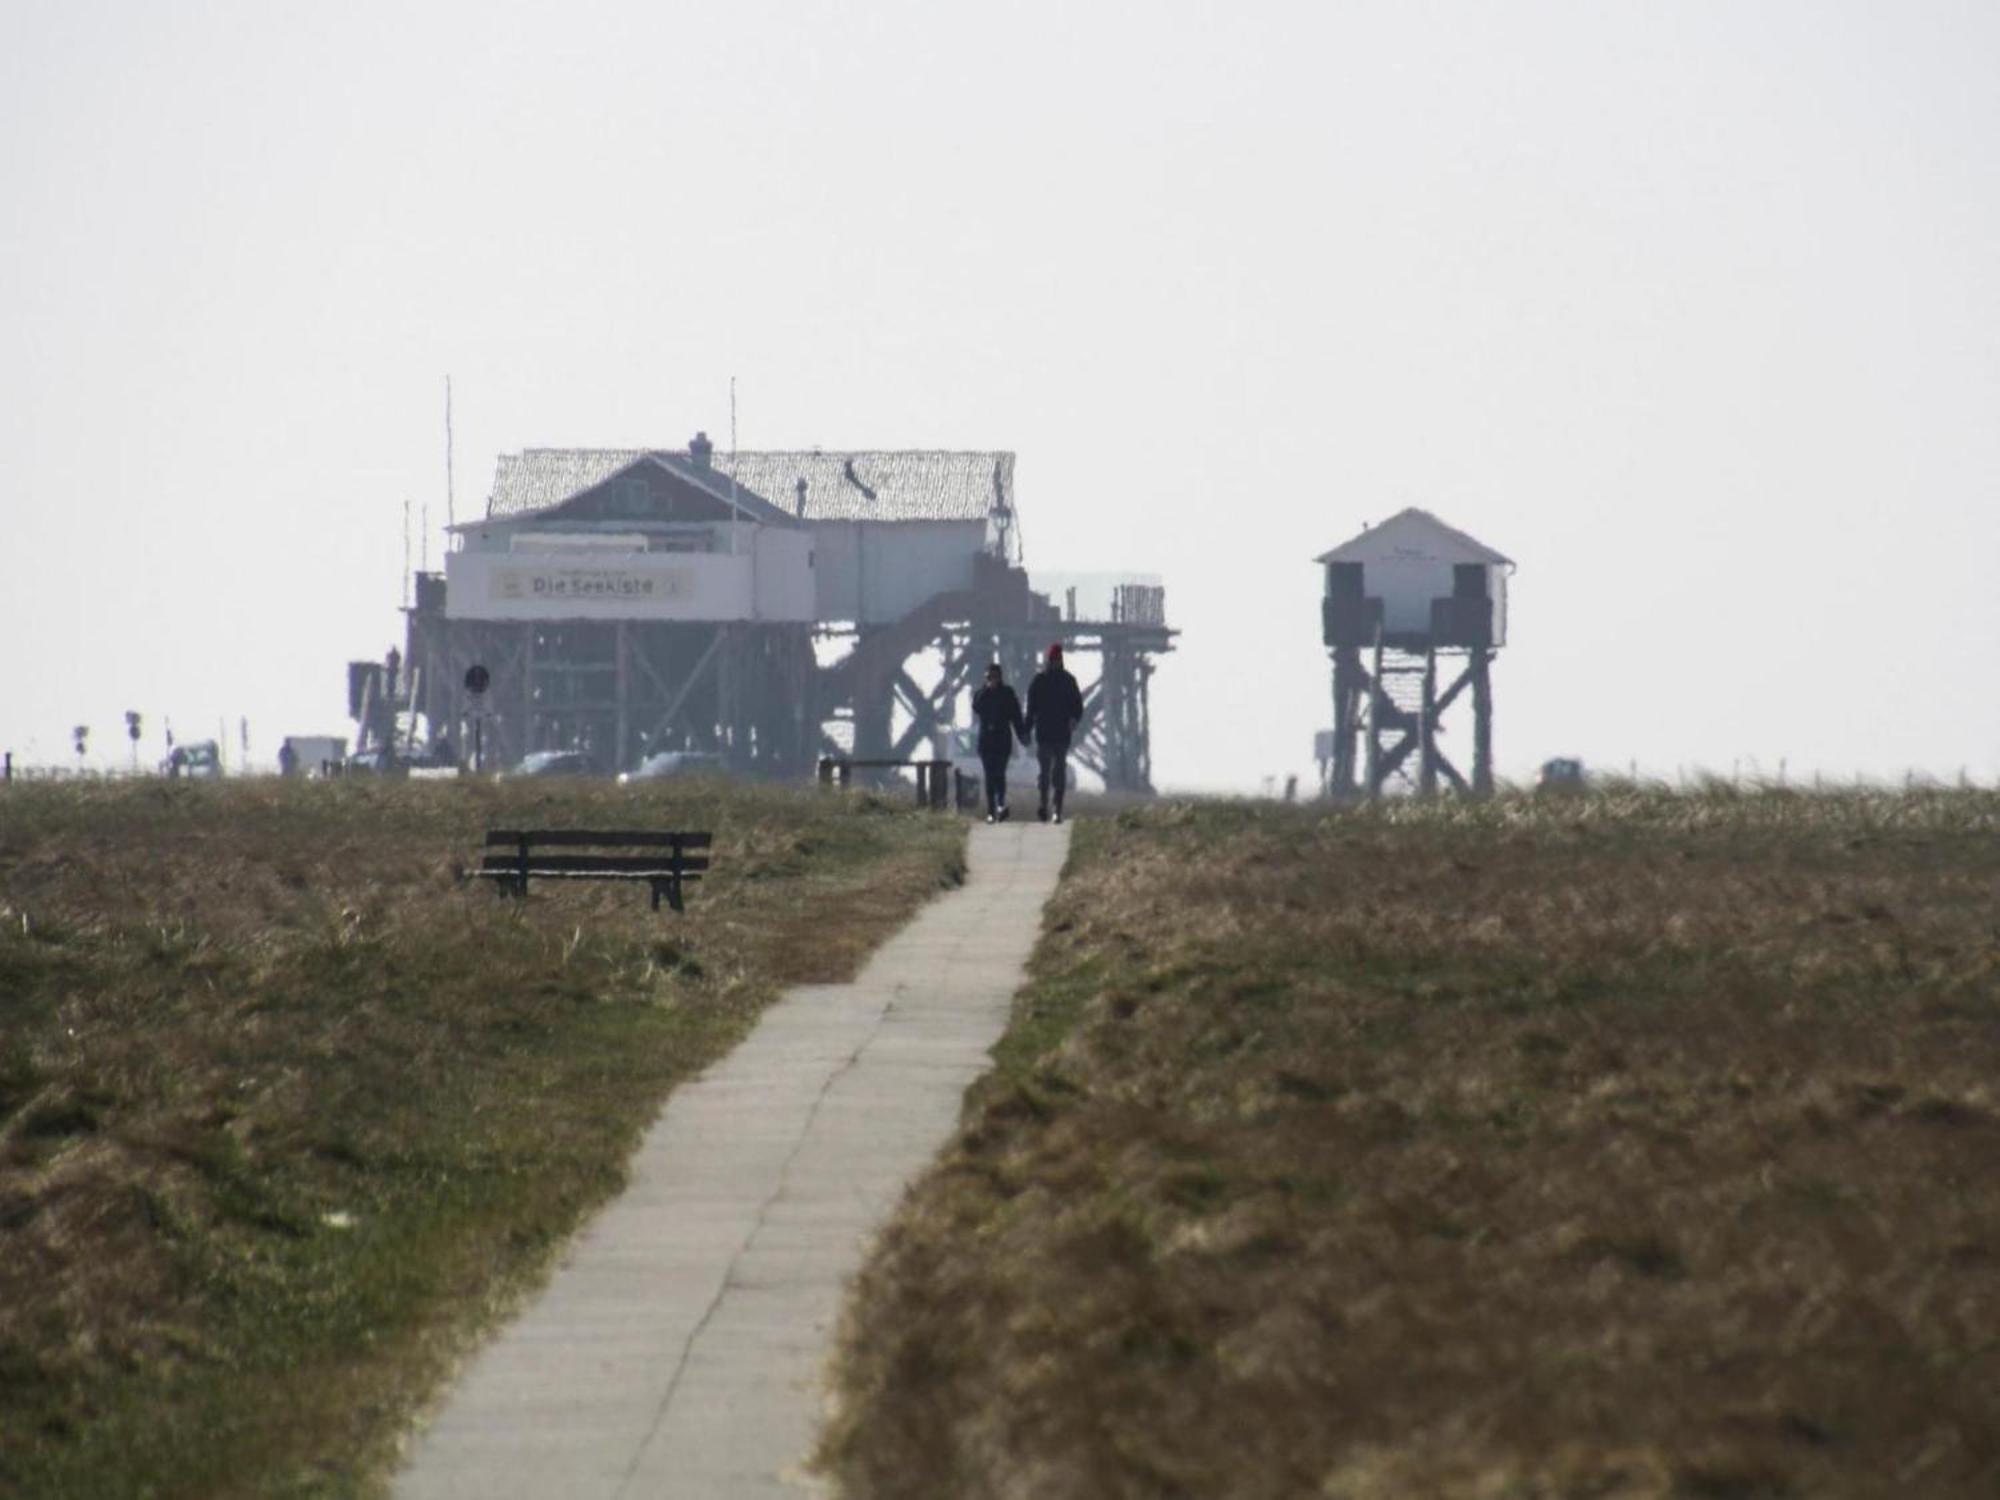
[985,813,997,824]
[1052,810,1064,825]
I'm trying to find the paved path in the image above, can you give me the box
[396,821,1069,1500]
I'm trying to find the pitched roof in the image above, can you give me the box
[487,448,1014,525]
[617,453,795,527]
[461,450,794,530]
[1315,507,1513,566]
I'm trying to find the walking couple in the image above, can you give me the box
[970,644,1084,825]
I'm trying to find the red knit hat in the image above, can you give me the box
[1047,642,1063,663]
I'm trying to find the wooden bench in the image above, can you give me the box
[476,829,712,912]
[817,757,953,810]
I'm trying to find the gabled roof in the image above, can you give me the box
[1315,507,1513,566]
[464,452,794,530]
[487,448,1014,525]
[611,452,795,527]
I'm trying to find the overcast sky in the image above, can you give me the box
[4,0,1996,789]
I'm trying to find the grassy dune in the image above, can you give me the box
[0,777,963,1499]
[821,787,2000,1500]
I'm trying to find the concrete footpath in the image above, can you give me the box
[396,820,1070,1500]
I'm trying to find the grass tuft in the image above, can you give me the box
[819,787,2000,1499]
[0,776,961,1498]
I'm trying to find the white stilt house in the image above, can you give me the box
[1316,508,1513,798]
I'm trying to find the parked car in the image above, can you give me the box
[617,751,725,785]
[504,749,594,779]
[343,746,405,776]
[1538,757,1586,792]
[160,740,223,779]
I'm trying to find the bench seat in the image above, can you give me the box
[476,829,713,912]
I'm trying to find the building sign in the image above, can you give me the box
[490,566,689,604]
[445,535,825,620]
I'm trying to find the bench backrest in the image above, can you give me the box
[484,830,713,852]
[481,830,714,879]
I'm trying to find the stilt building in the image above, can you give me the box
[1316,508,1511,799]
[350,435,1175,789]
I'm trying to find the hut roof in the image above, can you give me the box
[487,448,1014,525]
[1315,507,1513,566]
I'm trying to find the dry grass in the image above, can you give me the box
[0,775,963,1499]
[820,786,2000,1500]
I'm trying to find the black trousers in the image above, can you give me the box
[1036,741,1069,813]
[978,745,1012,815]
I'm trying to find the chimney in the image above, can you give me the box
[795,477,808,519]
[689,431,714,470]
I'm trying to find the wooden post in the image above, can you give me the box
[1329,647,1360,800]
[1419,647,1438,796]
[615,620,629,772]
[1365,631,1385,799]
[1471,649,1493,796]
[523,623,539,756]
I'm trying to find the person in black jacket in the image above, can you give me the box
[1023,642,1085,823]
[969,662,1028,822]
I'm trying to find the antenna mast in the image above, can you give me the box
[728,375,741,552]
[445,375,456,533]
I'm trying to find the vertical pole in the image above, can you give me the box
[1365,631,1385,799]
[615,620,629,773]
[1330,647,1360,800]
[1472,649,1493,796]
[1137,657,1153,794]
[444,375,456,532]
[1419,648,1438,796]
[523,623,539,755]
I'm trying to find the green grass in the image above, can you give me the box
[820,785,2000,1500]
[0,776,963,1499]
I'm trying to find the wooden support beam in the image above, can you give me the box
[1377,729,1418,782]
[1435,748,1471,795]
[1419,648,1439,796]
[643,630,724,749]
[1364,631,1386,798]
[1434,658,1475,718]
[1472,649,1494,796]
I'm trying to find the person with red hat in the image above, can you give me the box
[1023,641,1085,823]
